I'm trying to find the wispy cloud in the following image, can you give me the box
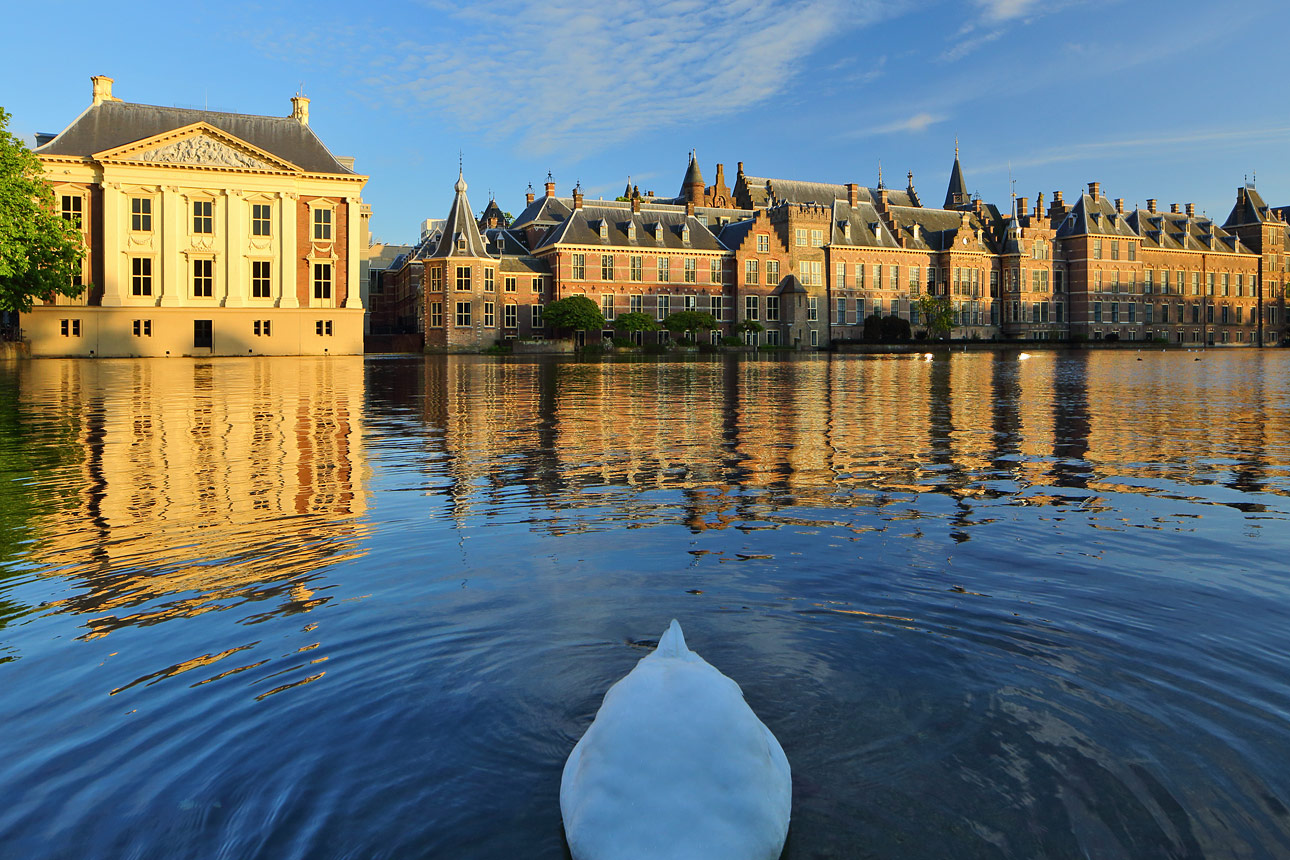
[979,125,1290,173]
[274,0,893,157]
[975,0,1042,23]
[853,111,946,138]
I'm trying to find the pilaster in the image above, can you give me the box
[279,191,299,308]
[223,188,244,307]
[344,195,363,309]
[159,185,181,306]
[101,181,124,306]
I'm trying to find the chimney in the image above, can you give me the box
[631,195,641,213]
[877,187,889,211]
[1115,198,1124,214]
[1017,197,1029,220]
[1170,203,1180,214]
[291,95,310,125]
[1147,199,1157,214]
[572,185,583,209]
[846,183,859,207]
[545,178,556,198]
[525,186,535,206]
[686,201,695,217]
[91,75,118,106]
[1088,181,1100,201]
[736,161,744,177]
[1048,190,1065,219]
[1035,192,1044,218]
[1186,203,1195,217]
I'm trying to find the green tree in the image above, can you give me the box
[612,311,661,334]
[881,314,912,342]
[862,312,884,342]
[663,310,717,343]
[542,295,604,336]
[734,318,764,334]
[0,108,85,313]
[916,295,955,339]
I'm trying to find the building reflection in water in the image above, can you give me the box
[17,357,370,643]
[389,354,1289,539]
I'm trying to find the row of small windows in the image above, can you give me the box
[75,194,332,239]
[126,257,330,300]
[568,254,721,284]
[428,269,545,294]
[58,318,335,340]
[427,302,544,329]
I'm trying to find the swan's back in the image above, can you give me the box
[560,620,791,860]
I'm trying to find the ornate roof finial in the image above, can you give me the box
[877,159,884,189]
[954,136,959,159]
[547,170,553,182]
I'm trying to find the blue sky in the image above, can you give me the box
[4,0,1287,245]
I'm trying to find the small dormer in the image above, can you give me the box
[681,223,691,244]
[456,233,467,253]
[626,221,637,240]
[869,221,882,236]
[912,222,921,242]
[840,220,851,240]
[598,219,608,241]
[650,222,663,240]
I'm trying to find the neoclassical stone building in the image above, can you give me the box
[28,76,367,356]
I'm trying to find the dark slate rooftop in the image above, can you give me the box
[36,100,355,174]
[1223,186,1275,229]
[1056,194,1144,240]
[1126,208,1247,254]
[739,175,918,209]
[533,203,723,252]
[428,174,493,259]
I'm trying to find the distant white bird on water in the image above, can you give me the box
[561,620,791,860]
[923,352,933,361]
[1018,352,1032,360]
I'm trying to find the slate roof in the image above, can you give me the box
[681,154,704,192]
[478,199,508,229]
[533,203,723,252]
[944,155,969,209]
[737,175,918,209]
[1126,208,1246,254]
[1222,186,1282,229]
[714,220,755,252]
[36,100,355,174]
[428,173,493,259]
[484,228,552,276]
[829,201,997,253]
[1055,194,1143,240]
[774,275,807,295]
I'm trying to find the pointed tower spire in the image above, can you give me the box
[945,141,969,209]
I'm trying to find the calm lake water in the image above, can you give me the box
[1,351,1289,859]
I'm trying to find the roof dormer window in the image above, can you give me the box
[681,224,690,243]
[599,220,608,240]
[627,221,636,240]
[457,234,467,252]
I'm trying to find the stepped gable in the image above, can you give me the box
[715,219,755,252]
[36,99,354,174]
[533,202,722,253]
[428,172,493,259]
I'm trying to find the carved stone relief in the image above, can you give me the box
[138,136,274,170]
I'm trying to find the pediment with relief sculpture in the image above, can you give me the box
[94,123,301,173]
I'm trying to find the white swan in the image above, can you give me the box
[923,352,933,361]
[1018,352,1032,360]
[561,620,791,860]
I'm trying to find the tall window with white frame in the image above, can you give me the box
[710,258,721,284]
[601,254,614,281]
[602,294,615,321]
[192,259,213,298]
[131,258,152,296]
[252,261,272,299]
[455,301,471,327]
[684,258,696,283]
[60,194,83,229]
[313,207,332,241]
[251,203,272,237]
[131,197,152,232]
[657,257,670,283]
[504,304,517,328]
[192,200,213,234]
[572,253,585,280]
[313,262,332,303]
[456,266,471,291]
[631,256,643,282]
[657,294,670,320]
